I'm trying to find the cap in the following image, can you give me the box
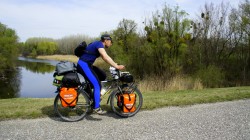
[101,34,112,41]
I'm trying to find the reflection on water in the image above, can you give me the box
[0,57,60,99]
[18,57,59,66]
[0,67,21,98]
[18,59,55,74]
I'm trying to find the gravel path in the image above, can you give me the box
[1,99,250,140]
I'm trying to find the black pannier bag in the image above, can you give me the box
[62,72,81,87]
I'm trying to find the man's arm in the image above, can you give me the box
[98,48,125,70]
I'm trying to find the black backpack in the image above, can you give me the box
[74,41,97,57]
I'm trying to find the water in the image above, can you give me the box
[19,67,56,98]
[0,57,61,99]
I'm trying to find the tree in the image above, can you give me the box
[0,22,19,76]
[111,19,141,71]
[228,0,250,85]
[115,19,138,52]
[37,42,58,55]
[56,34,94,55]
[23,37,56,57]
[46,42,58,55]
[190,2,232,67]
[141,5,191,77]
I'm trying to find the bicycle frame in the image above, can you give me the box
[80,75,137,107]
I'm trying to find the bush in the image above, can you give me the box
[195,65,225,88]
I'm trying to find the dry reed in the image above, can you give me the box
[37,55,79,62]
[138,75,203,92]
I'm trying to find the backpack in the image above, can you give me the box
[59,87,78,107]
[74,41,97,57]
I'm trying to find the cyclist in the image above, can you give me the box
[77,34,125,115]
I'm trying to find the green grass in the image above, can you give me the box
[1,86,250,120]
[142,86,250,109]
[0,98,54,121]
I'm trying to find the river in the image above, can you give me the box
[0,57,61,99]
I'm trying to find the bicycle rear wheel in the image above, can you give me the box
[110,86,143,117]
[54,91,90,122]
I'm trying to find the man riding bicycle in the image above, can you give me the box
[77,34,125,115]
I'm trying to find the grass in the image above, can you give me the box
[0,98,54,121]
[142,86,250,109]
[1,86,250,121]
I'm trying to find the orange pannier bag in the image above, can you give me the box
[117,94,123,109]
[59,87,78,107]
[122,93,136,113]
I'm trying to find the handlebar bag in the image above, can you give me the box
[120,74,134,83]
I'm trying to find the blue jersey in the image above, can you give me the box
[79,41,104,64]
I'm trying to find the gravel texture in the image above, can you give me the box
[1,99,250,140]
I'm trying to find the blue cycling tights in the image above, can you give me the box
[77,60,101,109]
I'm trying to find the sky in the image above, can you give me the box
[0,0,241,42]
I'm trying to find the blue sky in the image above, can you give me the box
[0,0,240,42]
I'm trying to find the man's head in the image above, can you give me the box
[101,34,112,48]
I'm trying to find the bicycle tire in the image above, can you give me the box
[54,91,90,122]
[110,86,143,117]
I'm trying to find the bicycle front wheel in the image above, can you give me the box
[110,87,143,117]
[54,91,90,122]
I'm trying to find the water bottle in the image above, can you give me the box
[100,88,107,96]
[100,81,107,96]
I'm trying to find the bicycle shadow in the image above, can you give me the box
[85,111,127,121]
[41,105,61,122]
[40,105,101,122]
[98,104,130,120]
[85,104,124,120]
[40,105,100,122]
[40,104,128,122]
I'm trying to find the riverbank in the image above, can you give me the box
[36,55,78,63]
[1,86,250,120]
[36,55,107,68]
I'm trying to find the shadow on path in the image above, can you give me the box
[41,105,127,122]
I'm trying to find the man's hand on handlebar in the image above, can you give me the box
[116,65,125,70]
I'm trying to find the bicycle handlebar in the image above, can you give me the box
[109,66,119,79]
